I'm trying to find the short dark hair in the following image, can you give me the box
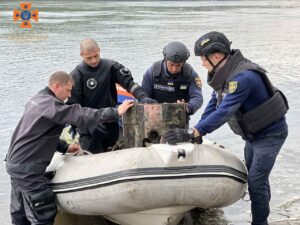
[48,70,74,86]
[80,38,99,53]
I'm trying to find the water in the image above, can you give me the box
[1,0,300,224]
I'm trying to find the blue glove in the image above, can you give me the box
[139,97,158,104]
[163,128,202,145]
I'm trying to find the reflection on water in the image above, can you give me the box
[1,0,300,225]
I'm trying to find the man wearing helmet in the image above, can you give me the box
[67,38,157,154]
[141,41,203,115]
[164,32,288,225]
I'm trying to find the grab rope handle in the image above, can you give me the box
[72,149,92,156]
[242,191,250,202]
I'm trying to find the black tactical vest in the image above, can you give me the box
[152,60,192,103]
[210,50,288,139]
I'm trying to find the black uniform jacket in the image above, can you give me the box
[6,87,119,174]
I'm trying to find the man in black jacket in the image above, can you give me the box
[67,38,157,153]
[6,70,133,225]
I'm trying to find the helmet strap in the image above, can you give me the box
[207,54,227,76]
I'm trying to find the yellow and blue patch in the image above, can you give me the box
[228,81,238,93]
[195,76,202,88]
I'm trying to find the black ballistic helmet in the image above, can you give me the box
[194,31,231,56]
[163,41,190,63]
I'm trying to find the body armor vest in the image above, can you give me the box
[152,60,192,103]
[210,50,288,138]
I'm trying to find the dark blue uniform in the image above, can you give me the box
[195,50,288,225]
[142,61,203,115]
[195,70,286,136]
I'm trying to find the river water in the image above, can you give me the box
[1,0,300,224]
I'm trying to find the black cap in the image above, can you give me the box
[163,41,190,63]
[194,31,231,56]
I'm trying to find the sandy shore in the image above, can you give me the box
[1,206,299,225]
[53,211,300,225]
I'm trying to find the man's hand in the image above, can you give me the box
[117,99,134,116]
[191,128,203,144]
[163,128,203,145]
[66,143,80,153]
[163,128,192,145]
[139,97,158,104]
[176,99,185,103]
[176,100,192,115]
[192,128,200,137]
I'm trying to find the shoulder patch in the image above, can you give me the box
[228,81,238,93]
[195,76,202,88]
[120,67,131,75]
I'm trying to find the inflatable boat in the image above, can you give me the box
[47,141,247,225]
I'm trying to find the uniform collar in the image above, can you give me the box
[81,59,102,71]
[39,87,63,103]
[39,87,55,97]
[207,49,244,91]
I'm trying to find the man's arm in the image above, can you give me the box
[194,75,251,136]
[200,91,218,121]
[57,139,80,154]
[186,72,203,115]
[141,67,154,98]
[43,96,119,127]
[113,62,157,103]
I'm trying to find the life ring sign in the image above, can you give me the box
[116,84,135,104]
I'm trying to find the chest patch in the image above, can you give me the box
[154,84,175,92]
[180,85,188,90]
[86,78,97,89]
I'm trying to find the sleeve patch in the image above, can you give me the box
[228,81,238,93]
[195,76,202,88]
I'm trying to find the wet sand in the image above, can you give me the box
[1,205,299,225]
[270,221,300,225]
[53,209,300,225]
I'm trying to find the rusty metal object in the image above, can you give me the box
[122,103,188,148]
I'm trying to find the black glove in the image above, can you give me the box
[139,97,158,104]
[163,128,192,145]
[163,128,203,145]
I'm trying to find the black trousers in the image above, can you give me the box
[79,122,119,154]
[10,172,57,225]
